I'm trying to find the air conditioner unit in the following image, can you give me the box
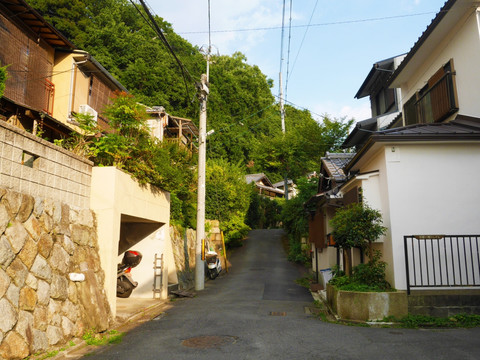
[78,104,98,122]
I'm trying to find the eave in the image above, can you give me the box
[0,0,75,49]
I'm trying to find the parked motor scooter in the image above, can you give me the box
[117,250,142,298]
[205,250,222,280]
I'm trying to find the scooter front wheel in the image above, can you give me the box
[208,269,218,280]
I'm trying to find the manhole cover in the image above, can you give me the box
[269,311,286,316]
[182,335,238,349]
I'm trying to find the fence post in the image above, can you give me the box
[404,236,411,295]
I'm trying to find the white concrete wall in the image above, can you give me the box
[90,167,175,316]
[400,10,480,120]
[383,143,480,290]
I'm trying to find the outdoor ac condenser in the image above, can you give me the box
[78,104,98,122]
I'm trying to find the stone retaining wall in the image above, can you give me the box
[0,187,111,360]
[170,226,196,289]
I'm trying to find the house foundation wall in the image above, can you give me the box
[408,290,480,316]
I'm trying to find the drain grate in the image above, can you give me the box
[269,311,287,316]
[182,335,238,349]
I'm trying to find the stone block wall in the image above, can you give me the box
[0,121,92,209]
[0,187,111,360]
[170,226,195,289]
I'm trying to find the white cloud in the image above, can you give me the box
[310,100,371,123]
[149,0,283,55]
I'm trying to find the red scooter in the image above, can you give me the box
[117,250,142,298]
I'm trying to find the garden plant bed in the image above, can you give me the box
[326,284,408,321]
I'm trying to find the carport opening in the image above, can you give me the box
[119,214,162,255]
[116,214,173,316]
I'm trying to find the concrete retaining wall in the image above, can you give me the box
[327,284,408,321]
[0,187,111,360]
[408,290,480,316]
[0,121,92,209]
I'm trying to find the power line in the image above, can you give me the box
[133,0,195,102]
[287,0,319,84]
[178,11,440,35]
[285,0,293,103]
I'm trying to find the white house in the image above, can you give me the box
[309,0,480,298]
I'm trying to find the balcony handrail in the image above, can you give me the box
[414,71,454,105]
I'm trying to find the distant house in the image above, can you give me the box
[272,179,297,199]
[308,0,480,308]
[0,0,127,140]
[245,173,284,199]
[146,106,198,150]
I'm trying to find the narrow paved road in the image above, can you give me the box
[86,229,480,360]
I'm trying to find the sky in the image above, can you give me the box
[147,0,447,123]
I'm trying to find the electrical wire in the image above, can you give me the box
[205,102,277,138]
[272,94,326,120]
[279,0,286,74]
[133,0,195,103]
[178,10,441,35]
[287,0,319,84]
[285,0,293,103]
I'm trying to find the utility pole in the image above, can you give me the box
[195,0,213,291]
[195,74,209,291]
[279,0,288,199]
[279,72,285,134]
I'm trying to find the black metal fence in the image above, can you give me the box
[404,235,480,294]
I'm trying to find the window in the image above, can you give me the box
[403,59,458,125]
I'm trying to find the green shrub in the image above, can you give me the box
[287,235,309,264]
[329,251,392,292]
[351,250,391,290]
[221,215,250,248]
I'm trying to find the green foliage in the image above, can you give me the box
[281,176,318,264]
[56,93,197,227]
[0,65,7,98]
[246,190,283,229]
[330,264,345,278]
[27,0,356,233]
[384,314,480,329]
[82,329,124,346]
[205,158,251,244]
[351,250,390,290]
[205,158,250,223]
[287,235,310,264]
[282,177,318,238]
[329,251,392,291]
[221,214,251,248]
[251,113,353,181]
[330,202,387,254]
[295,274,314,288]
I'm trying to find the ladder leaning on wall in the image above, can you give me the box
[153,253,163,298]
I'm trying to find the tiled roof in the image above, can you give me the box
[321,152,356,181]
[245,173,273,187]
[345,115,480,172]
[373,117,480,138]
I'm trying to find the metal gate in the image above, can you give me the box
[404,235,480,294]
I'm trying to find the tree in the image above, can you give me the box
[281,176,318,263]
[0,65,7,98]
[330,202,387,276]
[251,112,353,183]
[205,158,251,245]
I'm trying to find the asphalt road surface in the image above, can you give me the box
[85,229,480,360]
